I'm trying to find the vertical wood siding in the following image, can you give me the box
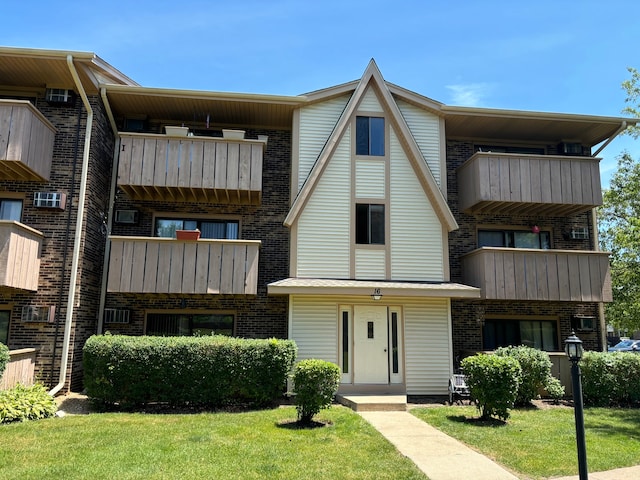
[296,129,351,278]
[390,131,444,281]
[297,94,351,192]
[396,99,442,185]
[404,298,451,395]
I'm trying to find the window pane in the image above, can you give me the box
[391,312,399,374]
[356,116,370,155]
[514,232,541,249]
[226,222,239,239]
[201,222,226,239]
[478,231,505,247]
[0,200,22,221]
[146,313,234,337]
[156,219,183,238]
[191,314,234,336]
[183,220,198,231]
[369,117,385,156]
[342,311,349,374]
[0,311,9,344]
[370,204,385,244]
[355,204,369,244]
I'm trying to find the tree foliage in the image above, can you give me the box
[599,153,640,332]
[622,67,640,138]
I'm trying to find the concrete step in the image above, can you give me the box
[336,394,407,412]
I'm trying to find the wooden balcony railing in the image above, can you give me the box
[0,221,43,291]
[0,100,55,181]
[107,236,260,295]
[0,348,37,390]
[457,152,602,216]
[117,133,264,204]
[461,247,612,302]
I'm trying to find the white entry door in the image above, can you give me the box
[353,305,388,384]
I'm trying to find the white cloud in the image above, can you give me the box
[445,83,493,107]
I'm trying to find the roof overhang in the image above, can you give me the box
[0,46,137,94]
[103,84,307,129]
[268,278,481,299]
[442,105,638,147]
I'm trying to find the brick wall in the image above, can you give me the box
[446,139,604,358]
[105,128,291,339]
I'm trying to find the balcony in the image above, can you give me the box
[457,152,602,216]
[107,236,260,295]
[117,133,264,204]
[0,100,55,181]
[461,247,612,302]
[0,221,43,291]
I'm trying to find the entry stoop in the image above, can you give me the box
[336,394,407,412]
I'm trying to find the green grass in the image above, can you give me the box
[412,405,640,479]
[0,406,426,480]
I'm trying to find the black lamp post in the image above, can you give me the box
[565,332,588,480]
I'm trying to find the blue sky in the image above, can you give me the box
[4,0,639,186]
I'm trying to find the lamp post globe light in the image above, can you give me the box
[565,332,588,480]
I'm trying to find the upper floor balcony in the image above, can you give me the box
[117,133,264,204]
[107,236,260,295]
[457,152,602,216]
[0,100,55,181]
[0,221,43,291]
[461,247,612,302]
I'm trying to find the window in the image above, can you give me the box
[356,204,385,245]
[356,116,385,156]
[483,319,558,351]
[478,229,550,249]
[155,218,239,239]
[0,199,22,221]
[475,145,545,155]
[0,311,9,344]
[146,313,234,337]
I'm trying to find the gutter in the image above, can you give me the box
[96,87,120,334]
[49,55,94,396]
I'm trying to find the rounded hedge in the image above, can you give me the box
[293,359,341,424]
[495,345,553,405]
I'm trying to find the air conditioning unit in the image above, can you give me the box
[104,308,130,324]
[569,227,589,240]
[22,305,56,323]
[34,192,66,210]
[574,315,596,332]
[45,88,75,105]
[114,209,139,225]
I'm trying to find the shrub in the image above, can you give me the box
[544,375,565,403]
[293,359,341,424]
[461,354,521,421]
[581,351,640,407]
[495,345,553,405]
[83,334,297,408]
[0,343,9,378]
[0,384,57,423]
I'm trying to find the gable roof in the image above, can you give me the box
[284,59,458,232]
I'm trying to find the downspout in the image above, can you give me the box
[49,55,94,396]
[96,86,119,334]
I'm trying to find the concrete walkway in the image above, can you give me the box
[359,409,640,480]
[360,411,519,480]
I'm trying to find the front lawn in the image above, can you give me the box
[0,406,426,480]
[412,405,640,479]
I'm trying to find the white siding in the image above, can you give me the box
[298,94,351,192]
[404,298,451,395]
[355,159,385,198]
[390,130,445,281]
[290,296,339,363]
[355,249,386,279]
[397,99,442,186]
[296,127,351,278]
[358,87,383,112]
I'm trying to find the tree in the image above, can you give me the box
[622,67,640,138]
[599,152,640,332]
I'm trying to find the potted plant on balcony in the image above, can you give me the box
[222,129,245,140]
[165,125,190,137]
[175,229,200,240]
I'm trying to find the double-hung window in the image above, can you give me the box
[356,204,385,245]
[356,116,385,156]
[155,218,239,239]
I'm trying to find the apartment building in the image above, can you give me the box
[0,47,634,395]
